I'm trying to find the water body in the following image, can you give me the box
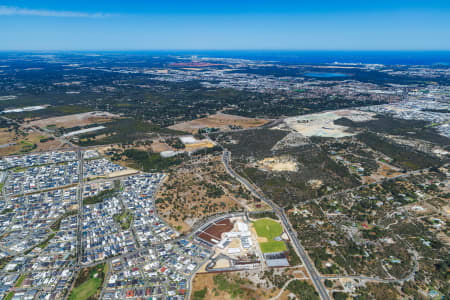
[10,50,450,66]
[303,72,350,78]
[115,50,450,66]
[193,50,450,66]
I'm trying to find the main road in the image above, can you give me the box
[221,150,331,300]
[76,148,84,265]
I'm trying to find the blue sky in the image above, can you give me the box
[1,0,449,50]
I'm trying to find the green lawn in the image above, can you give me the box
[253,218,283,239]
[69,277,102,300]
[68,263,107,300]
[253,218,287,253]
[260,241,287,253]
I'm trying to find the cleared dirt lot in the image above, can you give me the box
[29,111,119,128]
[278,109,374,138]
[255,156,298,172]
[0,128,15,145]
[185,140,216,152]
[169,113,269,134]
[150,139,174,153]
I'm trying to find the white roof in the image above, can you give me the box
[179,135,198,144]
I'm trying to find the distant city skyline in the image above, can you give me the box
[1,0,450,50]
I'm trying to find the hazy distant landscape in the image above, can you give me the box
[0,1,449,299]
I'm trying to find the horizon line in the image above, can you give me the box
[1,49,450,52]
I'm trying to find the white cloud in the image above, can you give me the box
[0,5,112,18]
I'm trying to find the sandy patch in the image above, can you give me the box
[214,258,231,269]
[150,140,174,153]
[272,132,309,150]
[0,130,62,156]
[107,168,138,178]
[256,156,298,172]
[0,129,16,144]
[278,109,374,138]
[29,111,119,128]
[185,140,216,152]
[169,112,269,134]
[257,236,269,243]
[443,206,450,216]
[308,179,323,189]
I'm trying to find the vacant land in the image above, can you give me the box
[255,155,298,172]
[358,132,443,170]
[184,140,216,152]
[76,118,182,146]
[0,129,62,156]
[191,268,311,300]
[29,111,119,128]
[279,109,374,138]
[217,129,360,207]
[213,128,289,159]
[169,112,269,134]
[335,115,450,147]
[240,146,360,207]
[0,127,16,144]
[121,148,184,172]
[150,139,175,152]
[5,105,92,121]
[191,272,281,300]
[156,155,263,233]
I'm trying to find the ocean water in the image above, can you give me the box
[193,50,450,66]
[125,50,450,66]
[10,50,449,66]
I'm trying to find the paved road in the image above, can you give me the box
[221,150,331,300]
[76,149,84,265]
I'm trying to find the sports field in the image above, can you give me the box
[253,218,287,253]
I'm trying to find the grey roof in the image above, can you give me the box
[266,258,290,267]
